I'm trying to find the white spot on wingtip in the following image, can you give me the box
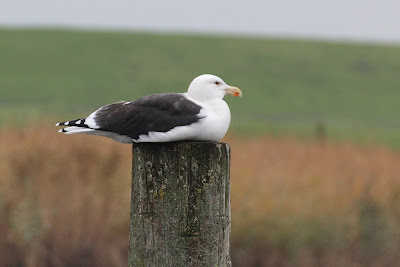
[65,121,69,125]
[58,129,63,133]
[76,120,81,124]
[55,123,60,126]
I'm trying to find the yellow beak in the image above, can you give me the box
[224,86,242,97]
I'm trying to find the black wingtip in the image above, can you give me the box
[55,118,86,127]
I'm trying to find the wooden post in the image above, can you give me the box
[129,142,231,267]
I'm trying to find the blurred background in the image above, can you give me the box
[1,1,400,266]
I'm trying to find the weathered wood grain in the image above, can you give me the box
[129,142,231,267]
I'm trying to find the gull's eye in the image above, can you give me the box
[214,81,220,85]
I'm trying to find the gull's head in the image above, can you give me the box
[187,74,242,101]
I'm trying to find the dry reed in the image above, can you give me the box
[2,125,400,266]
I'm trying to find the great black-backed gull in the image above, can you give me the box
[56,74,242,143]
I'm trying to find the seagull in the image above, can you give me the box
[56,74,242,143]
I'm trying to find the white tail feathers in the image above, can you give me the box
[56,118,133,143]
[60,126,95,134]
[59,126,133,143]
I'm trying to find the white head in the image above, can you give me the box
[187,74,242,101]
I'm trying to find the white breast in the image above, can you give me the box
[194,99,231,141]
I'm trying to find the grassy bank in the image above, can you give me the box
[1,29,400,146]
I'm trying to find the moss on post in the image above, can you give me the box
[129,142,231,267]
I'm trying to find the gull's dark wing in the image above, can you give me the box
[93,93,203,140]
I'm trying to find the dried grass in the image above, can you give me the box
[2,126,400,266]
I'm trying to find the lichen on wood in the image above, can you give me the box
[129,142,231,267]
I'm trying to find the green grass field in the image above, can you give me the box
[1,28,400,146]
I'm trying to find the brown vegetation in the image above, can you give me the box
[1,126,400,266]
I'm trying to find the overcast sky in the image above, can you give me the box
[1,0,400,43]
